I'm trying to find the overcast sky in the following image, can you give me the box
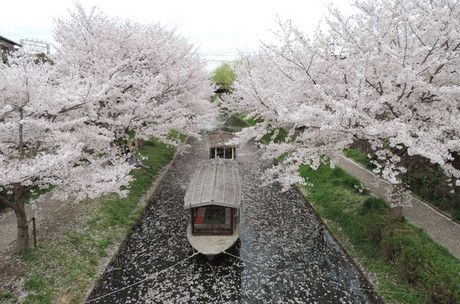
[0,0,353,70]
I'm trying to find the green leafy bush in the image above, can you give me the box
[360,197,389,215]
[363,214,387,245]
[212,63,236,89]
[396,243,426,283]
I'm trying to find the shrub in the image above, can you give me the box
[360,197,389,215]
[381,226,408,261]
[396,244,426,284]
[363,214,387,245]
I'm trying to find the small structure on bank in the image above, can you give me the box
[207,131,238,160]
[184,159,241,259]
[0,35,21,63]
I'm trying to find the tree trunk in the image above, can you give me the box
[13,201,29,254]
[9,186,30,255]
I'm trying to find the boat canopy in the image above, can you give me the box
[184,159,242,209]
[207,132,238,148]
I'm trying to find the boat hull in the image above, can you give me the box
[187,223,240,258]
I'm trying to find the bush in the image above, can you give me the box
[381,226,407,261]
[360,197,389,215]
[363,215,386,245]
[396,244,426,284]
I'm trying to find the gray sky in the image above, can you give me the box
[0,0,353,70]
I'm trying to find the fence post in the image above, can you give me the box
[32,217,37,248]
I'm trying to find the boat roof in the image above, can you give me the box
[184,159,241,209]
[207,131,238,148]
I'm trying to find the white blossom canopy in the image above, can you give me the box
[226,0,460,189]
[0,53,132,202]
[0,5,217,203]
[54,4,218,142]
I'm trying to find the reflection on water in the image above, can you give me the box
[88,139,382,304]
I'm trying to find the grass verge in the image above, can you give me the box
[8,139,176,304]
[299,164,460,304]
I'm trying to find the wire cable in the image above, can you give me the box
[85,251,199,303]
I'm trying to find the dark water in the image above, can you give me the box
[87,139,382,304]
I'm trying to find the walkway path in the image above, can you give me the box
[87,138,382,303]
[336,154,460,259]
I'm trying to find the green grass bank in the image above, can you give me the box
[299,164,460,304]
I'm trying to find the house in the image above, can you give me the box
[0,35,21,63]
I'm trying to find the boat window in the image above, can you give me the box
[210,147,236,159]
[224,147,233,159]
[192,206,233,235]
[216,147,224,158]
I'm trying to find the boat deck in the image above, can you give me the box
[187,223,240,255]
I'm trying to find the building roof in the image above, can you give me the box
[0,35,21,47]
[184,159,241,209]
[207,131,238,148]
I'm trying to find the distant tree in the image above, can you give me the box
[212,63,236,91]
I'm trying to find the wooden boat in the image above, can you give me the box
[207,131,238,160]
[184,159,241,259]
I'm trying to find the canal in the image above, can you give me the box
[87,138,382,303]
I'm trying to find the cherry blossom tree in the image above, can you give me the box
[226,0,460,191]
[1,6,215,254]
[54,5,216,143]
[0,53,132,254]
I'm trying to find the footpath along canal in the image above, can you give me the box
[87,137,383,304]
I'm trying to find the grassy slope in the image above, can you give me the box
[2,139,176,304]
[299,164,460,304]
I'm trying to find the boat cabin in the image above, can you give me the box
[207,132,238,160]
[184,159,241,257]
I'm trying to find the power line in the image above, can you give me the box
[85,252,199,303]
[201,54,238,57]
